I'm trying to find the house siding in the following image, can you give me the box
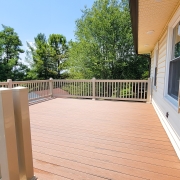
[150,28,180,158]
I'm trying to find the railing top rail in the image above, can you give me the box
[53,79,92,83]
[0,82,9,85]
[53,79,148,83]
[95,80,148,82]
[12,80,50,84]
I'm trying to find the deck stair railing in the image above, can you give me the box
[0,78,152,103]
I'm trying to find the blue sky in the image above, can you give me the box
[0,0,95,60]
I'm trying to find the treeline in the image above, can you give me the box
[0,0,149,82]
[0,25,69,81]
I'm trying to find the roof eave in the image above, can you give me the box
[129,0,138,54]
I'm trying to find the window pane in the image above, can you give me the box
[172,23,180,59]
[154,67,157,86]
[168,58,180,100]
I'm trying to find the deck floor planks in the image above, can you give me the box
[30,98,180,180]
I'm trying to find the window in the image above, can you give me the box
[168,23,180,100]
[154,49,158,87]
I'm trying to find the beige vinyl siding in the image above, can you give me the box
[155,29,167,94]
[151,28,180,146]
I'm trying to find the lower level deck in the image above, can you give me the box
[29,98,180,180]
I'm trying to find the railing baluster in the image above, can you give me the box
[71,82,72,96]
[74,81,75,96]
[141,82,143,99]
[71,82,74,96]
[36,82,38,98]
[103,82,105,97]
[38,82,39,96]
[143,82,146,99]
[122,82,124,98]
[32,83,34,99]
[81,82,82,97]
[111,82,112,97]
[126,82,127,98]
[99,82,100,97]
[131,82,133,98]
[138,82,139,99]
[90,81,91,97]
[87,82,89,96]
[115,82,116,98]
[43,82,45,97]
[106,82,108,97]
[135,82,137,99]
[44,82,46,97]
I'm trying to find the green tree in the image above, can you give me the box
[0,25,25,81]
[68,0,149,79]
[27,33,57,79]
[49,34,68,79]
[27,33,69,80]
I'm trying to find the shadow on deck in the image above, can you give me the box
[29,98,180,180]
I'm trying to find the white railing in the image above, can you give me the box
[12,80,51,101]
[53,78,149,102]
[0,82,8,88]
[53,79,93,99]
[0,78,152,102]
[95,79,148,101]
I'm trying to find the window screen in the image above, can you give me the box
[154,67,157,86]
[168,23,180,100]
[168,58,180,100]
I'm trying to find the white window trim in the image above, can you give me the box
[164,5,180,111]
[153,43,159,91]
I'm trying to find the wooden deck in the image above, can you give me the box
[29,98,180,180]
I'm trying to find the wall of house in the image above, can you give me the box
[150,25,180,158]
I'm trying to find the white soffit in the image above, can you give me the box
[138,0,179,54]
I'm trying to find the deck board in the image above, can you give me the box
[30,98,180,180]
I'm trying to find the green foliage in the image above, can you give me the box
[120,87,132,96]
[27,33,69,80]
[0,24,27,81]
[49,34,68,79]
[26,33,56,79]
[68,0,149,79]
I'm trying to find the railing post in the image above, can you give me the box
[92,77,96,100]
[147,77,152,103]
[12,87,37,180]
[0,88,20,180]
[7,79,12,88]
[49,78,53,97]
